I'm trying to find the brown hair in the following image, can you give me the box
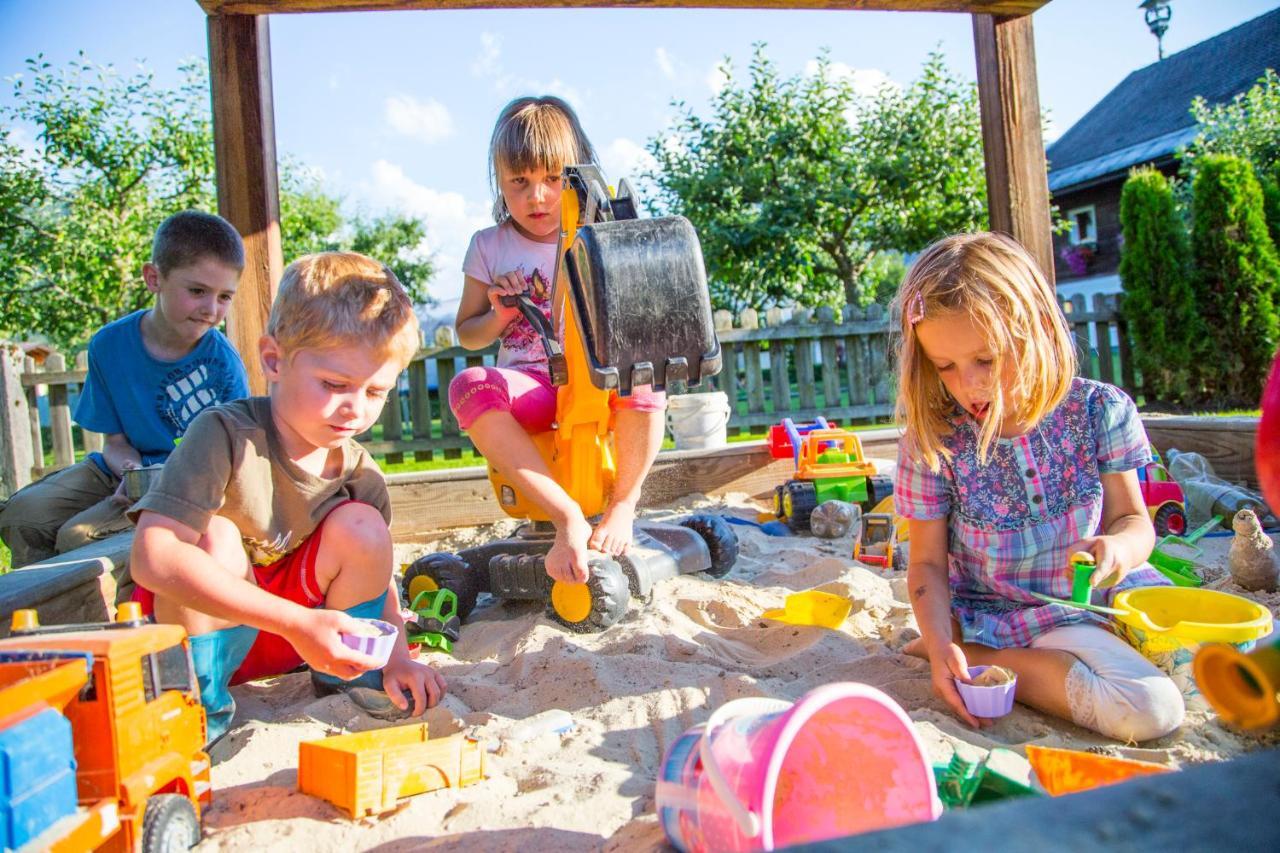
[152,210,245,274]
[488,95,597,223]
[893,232,1076,470]
[268,252,420,368]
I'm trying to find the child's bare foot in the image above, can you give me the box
[902,636,930,659]
[545,514,593,584]
[589,500,637,556]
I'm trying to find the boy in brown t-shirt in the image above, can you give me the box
[129,252,445,743]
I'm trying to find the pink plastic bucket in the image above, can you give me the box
[656,683,941,852]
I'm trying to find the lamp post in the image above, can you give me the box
[1140,0,1173,61]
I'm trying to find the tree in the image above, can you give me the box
[1117,167,1199,404]
[0,55,433,350]
[645,46,987,310]
[1190,154,1280,406]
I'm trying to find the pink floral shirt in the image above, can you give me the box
[462,222,557,376]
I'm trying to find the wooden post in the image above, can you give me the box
[973,12,1054,285]
[207,13,283,395]
[0,347,35,498]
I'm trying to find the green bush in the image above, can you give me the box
[1118,167,1199,404]
[1190,154,1280,405]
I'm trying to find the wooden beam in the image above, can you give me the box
[1143,416,1259,491]
[973,12,1054,284]
[207,13,283,395]
[197,1,1048,16]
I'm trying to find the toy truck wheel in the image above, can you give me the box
[404,554,483,621]
[141,794,200,853]
[550,559,631,633]
[864,475,894,513]
[782,481,818,533]
[679,513,739,578]
[1153,503,1188,537]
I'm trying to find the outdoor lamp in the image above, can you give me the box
[1139,0,1173,60]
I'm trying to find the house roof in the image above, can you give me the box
[1047,7,1280,193]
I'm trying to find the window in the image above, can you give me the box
[143,644,196,702]
[1067,205,1097,245]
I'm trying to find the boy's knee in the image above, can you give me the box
[325,502,391,561]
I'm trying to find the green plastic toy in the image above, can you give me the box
[932,748,1040,809]
[1148,516,1221,587]
[406,588,461,654]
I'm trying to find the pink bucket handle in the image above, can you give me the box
[698,696,792,840]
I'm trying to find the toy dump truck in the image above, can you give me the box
[855,513,901,571]
[0,603,210,852]
[768,417,894,533]
[299,723,484,818]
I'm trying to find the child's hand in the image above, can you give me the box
[930,644,990,729]
[380,653,447,717]
[486,269,529,319]
[288,609,384,681]
[1070,535,1128,589]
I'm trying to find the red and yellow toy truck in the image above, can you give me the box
[0,603,210,852]
[1136,450,1188,537]
[767,417,894,533]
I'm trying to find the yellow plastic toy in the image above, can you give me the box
[1111,586,1273,655]
[762,591,853,629]
[1194,638,1280,731]
[404,165,738,633]
[869,496,909,543]
[298,723,485,819]
[1024,744,1172,796]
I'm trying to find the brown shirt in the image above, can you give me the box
[130,397,391,566]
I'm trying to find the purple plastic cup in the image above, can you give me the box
[954,665,1017,718]
[341,618,397,667]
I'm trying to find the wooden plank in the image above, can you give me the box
[208,13,283,396]
[769,341,791,417]
[820,336,841,409]
[743,342,766,416]
[18,370,86,387]
[408,359,433,462]
[0,346,35,497]
[973,11,1053,286]
[1142,416,1259,491]
[0,533,132,636]
[24,357,43,481]
[198,1,1049,17]
[1113,293,1139,397]
[75,351,103,455]
[794,337,817,411]
[1090,292,1114,386]
[380,383,404,466]
[435,355,463,459]
[45,353,74,469]
[718,320,888,344]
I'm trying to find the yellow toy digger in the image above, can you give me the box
[404,165,737,633]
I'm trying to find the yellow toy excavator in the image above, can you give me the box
[404,165,738,632]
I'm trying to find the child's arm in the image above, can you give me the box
[131,511,382,681]
[101,433,143,477]
[1073,469,1156,588]
[906,516,985,728]
[455,273,524,349]
[375,578,447,715]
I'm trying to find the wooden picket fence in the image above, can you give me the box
[0,293,1139,497]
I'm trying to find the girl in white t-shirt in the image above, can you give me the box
[450,95,666,585]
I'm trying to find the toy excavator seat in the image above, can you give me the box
[404,166,738,634]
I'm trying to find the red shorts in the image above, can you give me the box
[133,504,347,684]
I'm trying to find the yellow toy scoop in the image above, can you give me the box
[762,591,853,629]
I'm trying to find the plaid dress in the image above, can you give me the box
[894,377,1170,648]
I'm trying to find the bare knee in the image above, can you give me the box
[325,503,392,574]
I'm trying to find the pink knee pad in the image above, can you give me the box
[613,384,667,413]
[448,365,557,432]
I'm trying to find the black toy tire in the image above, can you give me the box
[782,481,819,533]
[679,513,740,578]
[141,794,200,853]
[1153,503,1187,537]
[552,559,631,633]
[865,475,895,512]
[772,484,786,520]
[404,553,484,621]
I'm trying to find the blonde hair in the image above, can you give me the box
[268,252,420,368]
[488,95,597,224]
[893,232,1076,470]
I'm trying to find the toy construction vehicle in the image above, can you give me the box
[0,603,210,851]
[404,165,738,633]
[1137,448,1188,536]
[767,417,894,533]
[855,513,902,571]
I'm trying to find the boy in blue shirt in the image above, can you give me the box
[0,211,249,567]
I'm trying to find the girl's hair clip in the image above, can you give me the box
[907,292,926,326]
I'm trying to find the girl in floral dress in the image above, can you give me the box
[893,232,1184,741]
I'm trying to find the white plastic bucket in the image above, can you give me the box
[667,392,731,450]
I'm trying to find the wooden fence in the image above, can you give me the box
[0,293,1140,497]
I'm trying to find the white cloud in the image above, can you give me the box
[384,95,455,145]
[805,60,897,99]
[706,60,731,95]
[5,125,39,160]
[655,47,677,81]
[601,137,656,184]
[469,32,584,105]
[362,160,493,305]
[471,32,502,79]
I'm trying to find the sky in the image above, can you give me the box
[2,0,1277,312]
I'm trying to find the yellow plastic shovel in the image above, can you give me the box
[762,591,853,629]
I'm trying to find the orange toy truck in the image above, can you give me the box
[0,603,210,851]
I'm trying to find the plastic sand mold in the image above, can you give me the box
[1025,745,1172,796]
[762,591,852,629]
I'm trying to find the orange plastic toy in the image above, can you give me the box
[0,603,210,851]
[299,723,485,818]
[1024,744,1172,796]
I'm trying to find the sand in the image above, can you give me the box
[194,493,1280,852]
